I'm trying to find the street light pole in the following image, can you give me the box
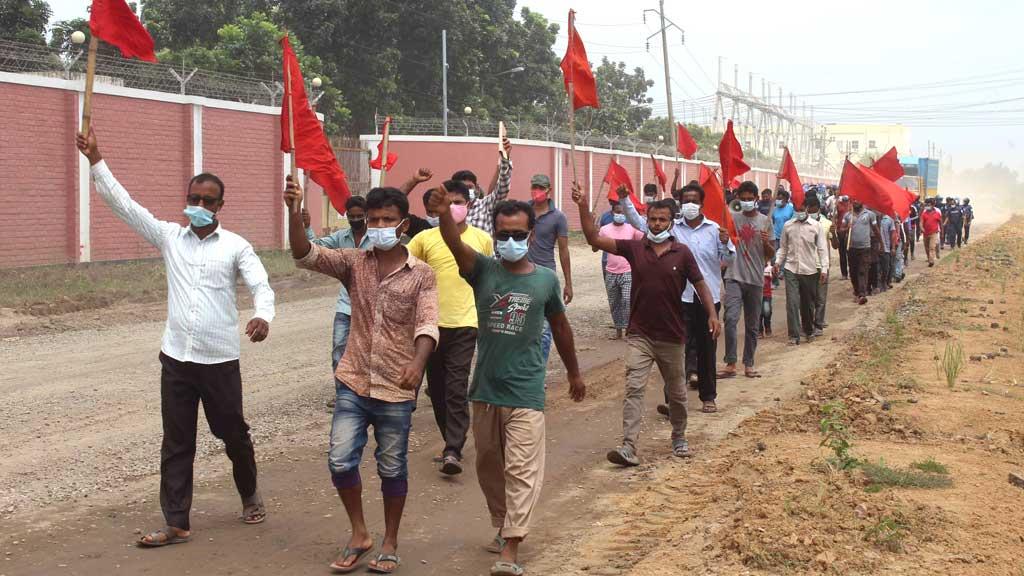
[442,30,448,137]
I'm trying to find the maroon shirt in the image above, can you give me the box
[615,238,704,343]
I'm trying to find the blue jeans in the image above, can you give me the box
[332,312,351,372]
[541,320,552,363]
[328,383,414,490]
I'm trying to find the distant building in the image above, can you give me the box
[820,123,911,172]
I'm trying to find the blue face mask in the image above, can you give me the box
[496,237,530,262]
[612,213,626,225]
[647,229,671,244]
[183,205,215,227]
[367,220,406,251]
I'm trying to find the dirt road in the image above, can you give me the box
[0,230,998,575]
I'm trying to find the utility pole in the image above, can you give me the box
[442,30,448,137]
[645,2,683,154]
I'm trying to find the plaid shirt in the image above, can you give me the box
[466,157,513,235]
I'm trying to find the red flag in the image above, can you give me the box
[650,154,667,192]
[718,120,750,188]
[839,160,913,220]
[280,36,351,214]
[698,164,737,243]
[604,160,642,208]
[369,117,398,171]
[560,10,600,110]
[89,0,157,62]
[676,123,698,160]
[777,147,805,209]
[872,146,905,182]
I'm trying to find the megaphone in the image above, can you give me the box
[729,199,742,212]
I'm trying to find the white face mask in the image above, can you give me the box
[647,229,671,244]
[679,203,701,221]
[739,200,758,212]
[795,211,808,222]
[467,188,477,203]
[367,220,406,251]
[809,213,821,221]
[425,216,440,227]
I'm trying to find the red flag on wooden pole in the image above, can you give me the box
[560,11,600,110]
[676,123,698,160]
[718,120,750,189]
[604,160,643,208]
[698,164,737,243]
[369,117,398,171]
[650,154,667,193]
[89,0,157,62]
[280,35,351,215]
[777,147,805,209]
[872,146,905,182]
[839,159,914,220]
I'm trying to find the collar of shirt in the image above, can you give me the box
[186,224,222,241]
[670,219,728,304]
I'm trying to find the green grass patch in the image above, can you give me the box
[864,515,909,552]
[910,457,949,475]
[861,459,953,489]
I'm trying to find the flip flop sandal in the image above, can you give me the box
[716,371,737,379]
[701,401,717,413]
[486,532,507,554]
[329,545,375,574]
[491,561,526,576]
[242,495,267,524]
[138,526,191,548]
[744,370,762,379]
[367,553,401,574]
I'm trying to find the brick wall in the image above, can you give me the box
[0,84,77,267]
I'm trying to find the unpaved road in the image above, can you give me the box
[0,234,983,576]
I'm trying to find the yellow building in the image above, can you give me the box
[820,123,911,172]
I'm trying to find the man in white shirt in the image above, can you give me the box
[774,195,829,346]
[77,128,276,548]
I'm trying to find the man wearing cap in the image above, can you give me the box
[528,174,573,363]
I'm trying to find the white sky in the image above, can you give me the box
[47,0,1022,172]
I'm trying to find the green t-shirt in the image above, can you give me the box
[463,253,565,411]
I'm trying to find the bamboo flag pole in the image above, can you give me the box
[379,119,391,188]
[285,55,299,214]
[81,36,99,135]
[567,10,578,185]
[498,121,508,161]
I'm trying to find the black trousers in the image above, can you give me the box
[964,222,972,243]
[159,352,257,531]
[836,231,849,278]
[683,301,720,402]
[879,251,892,288]
[426,327,477,459]
[849,248,871,298]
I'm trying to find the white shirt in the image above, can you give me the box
[776,218,830,277]
[91,161,275,364]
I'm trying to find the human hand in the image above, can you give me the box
[502,137,512,158]
[616,185,629,200]
[568,373,586,402]
[571,182,586,206]
[563,284,574,305]
[245,318,269,343]
[760,229,772,247]
[301,208,311,229]
[397,361,425,390]
[719,228,729,244]
[283,176,302,210]
[414,168,433,183]
[707,316,722,340]
[76,126,102,165]
[426,185,451,215]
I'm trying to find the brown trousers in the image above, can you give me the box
[472,402,546,540]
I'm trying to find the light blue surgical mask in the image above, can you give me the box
[739,200,758,212]
[426,216,440,227]
[496,237,530,262]
[795,211,808,222]
[367,220,406,251]
[647,229,671,244]
[775,200,785,208]
[183,205,215,227]
[612,213,626,225]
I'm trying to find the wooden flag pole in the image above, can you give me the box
[567,10,578,185]
[81,36,99,135]
[285,55,300,215]
[379,119,391,188]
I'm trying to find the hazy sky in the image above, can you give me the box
[46,0,1021,172]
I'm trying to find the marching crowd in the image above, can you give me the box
[75,127,972,576]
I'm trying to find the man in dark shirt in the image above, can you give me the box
[943,197,964,248]
[573,184,720,466]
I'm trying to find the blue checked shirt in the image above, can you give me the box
[466,157,513,235]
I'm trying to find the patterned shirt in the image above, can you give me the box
[305,226,371,314]
[467,157,513,234]
[296,243,439,402]
[91,161,275,365]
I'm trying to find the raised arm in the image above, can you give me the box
[285,179,353,282]
[485,138,513,201]
[399,168,433,197]
[670,166,681,196]
[77,127,176,249]
[617,186,649,233]
[285,177,312,259]
[572,182,619,254]
[427,185,478,276]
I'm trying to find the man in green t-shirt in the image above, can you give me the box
[427,187,586,576]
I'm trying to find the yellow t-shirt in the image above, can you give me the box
[407,225,493,328]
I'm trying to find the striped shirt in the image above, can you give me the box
[91,161,276,364]
[466,157,513,234]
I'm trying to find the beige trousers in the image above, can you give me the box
[924,233,938,263]
[472,402,546,540]
[623,334,688,451]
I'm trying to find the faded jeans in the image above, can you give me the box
[622,335,687,452]
[328,383,414,494]
[332,312,352,372]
